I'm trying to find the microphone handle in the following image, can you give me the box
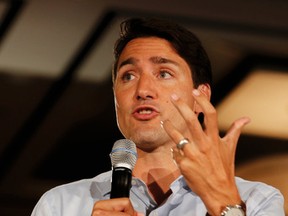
[110,167,132,198]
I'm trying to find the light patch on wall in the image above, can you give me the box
[217,69,288,140]
[75,18,123,83]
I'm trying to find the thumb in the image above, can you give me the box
[225,117,250,147]
[136,213,145,216]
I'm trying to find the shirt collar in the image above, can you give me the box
[170,175,191,193]
[90,171,112,199]
[90,172,193,199]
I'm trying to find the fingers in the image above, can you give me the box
[166,89,250,155]
[169,89,220,142]
[171,147,185,165]
[169,89,216,152]
[191,89,218,136]
[162,119,188,149]
[164,90,211,156]
[162,120,196,159]
[170,93,203,141]
[92,198,139,216]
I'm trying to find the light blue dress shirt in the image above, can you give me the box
[31,170,285,216]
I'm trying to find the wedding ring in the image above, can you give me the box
[177,138,189,149]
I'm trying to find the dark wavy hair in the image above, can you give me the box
[112,17,212,87]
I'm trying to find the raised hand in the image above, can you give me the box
[163,89,250,215]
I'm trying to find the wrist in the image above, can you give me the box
[206,201,246,216]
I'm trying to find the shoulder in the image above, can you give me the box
[235,176,282,197]
[31,171,112,216]
[235,177,285,214]
[44,170,112,198]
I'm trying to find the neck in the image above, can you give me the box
[133,147,181,204]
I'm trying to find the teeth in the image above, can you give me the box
[139,109,152,114]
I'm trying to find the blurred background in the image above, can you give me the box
[0,0,287,215]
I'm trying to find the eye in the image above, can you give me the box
[121,72,135,82]
[159,70,172,79]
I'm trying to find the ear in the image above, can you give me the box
[194,83,211,114]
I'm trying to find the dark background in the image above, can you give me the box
[0,0,287,215]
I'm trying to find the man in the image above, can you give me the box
[31,18,285,216]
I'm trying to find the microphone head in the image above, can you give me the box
[110,139,138,170]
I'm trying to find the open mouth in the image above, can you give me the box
[138,108,153,114]
[133,106,159,120]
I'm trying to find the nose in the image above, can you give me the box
[135,74,157,100]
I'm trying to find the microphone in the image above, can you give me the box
[110,139,138,198]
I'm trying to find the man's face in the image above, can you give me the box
[113,37,195,150]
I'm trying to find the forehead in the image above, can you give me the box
[124,37,174,49]
[117,37,186,67]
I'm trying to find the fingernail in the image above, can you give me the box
[171,93,179,101]
[192,89,200,96]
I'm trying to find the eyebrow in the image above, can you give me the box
[118,56,179,70]
[150,56,179,66]
[118,57,138,69]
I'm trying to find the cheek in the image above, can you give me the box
[180,84,194,102]
[116,90,130,104]
[114,93,131,120]
[114,101,126,133]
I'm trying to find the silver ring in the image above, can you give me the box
[177,138,189,149]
